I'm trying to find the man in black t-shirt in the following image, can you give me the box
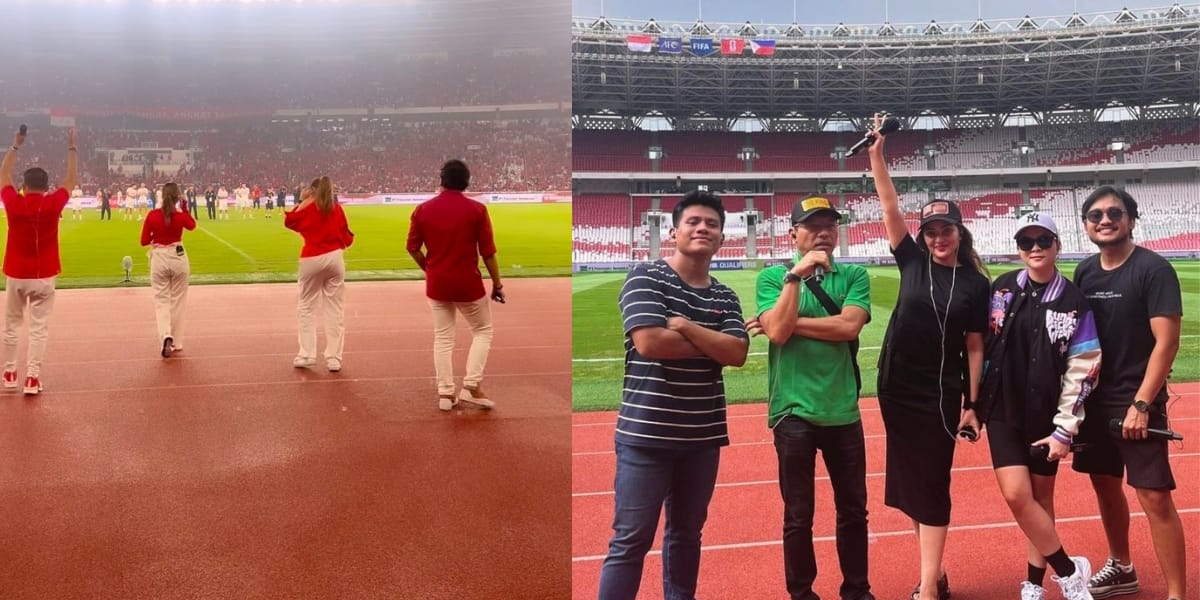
[1071,185,1185,600]
[598,190,749,600]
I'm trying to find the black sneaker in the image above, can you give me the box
[161,336,173,359]
[1088,558,1138,599]
[910,573,949,600]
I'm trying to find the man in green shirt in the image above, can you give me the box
[749,196,874,600]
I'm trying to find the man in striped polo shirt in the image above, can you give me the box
[598,190,750,600]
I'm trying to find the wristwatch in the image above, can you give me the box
[1132,399,1149,413]
[783,272,802,284]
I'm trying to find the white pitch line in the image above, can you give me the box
[571,451,1200,497]
[197,226,257,263]
[571,508,1200,562]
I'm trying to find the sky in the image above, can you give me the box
[571,0,1180,25]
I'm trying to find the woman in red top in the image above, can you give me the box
[140,182,196,358]
[284,176,354,371]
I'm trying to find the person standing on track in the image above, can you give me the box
[747,196,874,600]
[1070,186,1186,600]
[0,126,77,396]
[596,190,749,600]
[867,113,991,600]
[977,212,1100,600]
[284,176,353,372]
[140,182,196,358]
[406,159,506,412]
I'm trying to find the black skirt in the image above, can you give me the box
[879,395,957,526]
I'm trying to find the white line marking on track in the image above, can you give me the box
[571,452,1200,497]
[571,508,1200,562]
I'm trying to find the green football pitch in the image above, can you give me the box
[0,203,571,288]
[571,260,1200,411]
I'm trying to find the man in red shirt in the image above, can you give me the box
[0,126,77,395]
[406,159,505,411]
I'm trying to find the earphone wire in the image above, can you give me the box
[930,252,958,441]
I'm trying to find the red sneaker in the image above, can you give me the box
[3,370,17,389]
[23,376,42,395]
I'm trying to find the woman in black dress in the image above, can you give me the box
[867,114,991,600]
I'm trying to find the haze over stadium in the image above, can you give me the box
[1,1,573,598]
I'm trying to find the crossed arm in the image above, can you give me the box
[630,317,749,367]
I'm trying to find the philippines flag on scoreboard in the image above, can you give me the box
[720,38,745,55]
[658,37,682,54]
[626,34,653,52]
[750,39,776,56]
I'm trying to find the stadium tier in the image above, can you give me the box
[571,180,1200,262]
[573,119,1200,173]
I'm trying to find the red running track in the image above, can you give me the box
[573,383,1200,599]
[0,279,571,600]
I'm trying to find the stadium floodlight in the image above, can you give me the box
[1109,138,1127,151]
[647,146,664,160]
[737,147,758,161]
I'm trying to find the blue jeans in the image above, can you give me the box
[597,442,721,600]
[774,417,871,600]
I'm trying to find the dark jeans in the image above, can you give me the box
[206,202,216,220]
[598,442,720,600]
[774,417,871,600]
[99,205,110,220]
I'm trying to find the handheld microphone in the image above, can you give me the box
[1109,418,1183,441]
[846,116,901,157]
[19,124,27,136]
[1030,442,1089,460]
[813,266,824,283]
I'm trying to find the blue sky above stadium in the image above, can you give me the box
[572,0,1167,24]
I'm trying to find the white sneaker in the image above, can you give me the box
[292,356,315,368]
[1053,557,1094,600]
[326,358,341,372]
[458,387,494,409]
[438,395,457,411]
[1021,581,1046,600]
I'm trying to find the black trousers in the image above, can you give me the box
[774,417,871,600]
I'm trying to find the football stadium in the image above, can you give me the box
[571,4,1199,599]
[0,1,570,598]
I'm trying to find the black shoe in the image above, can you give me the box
[910,574,949,600]
[161,337,173,358]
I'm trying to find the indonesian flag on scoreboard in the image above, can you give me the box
[49,108,75,127]
[626,34,654,52]
[720,38,745,54]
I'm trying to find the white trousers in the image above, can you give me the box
[429,295,493,396]
[149,245,190,346]
[297,249,346,361]
[4,277,56,378]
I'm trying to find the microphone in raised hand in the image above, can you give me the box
[846,116,901,157]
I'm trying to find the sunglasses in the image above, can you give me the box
[1016,234,1056,251]
[1085,207,1126,224]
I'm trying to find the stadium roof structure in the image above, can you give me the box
[572,4,1200,129]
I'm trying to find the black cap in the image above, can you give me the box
[918,200,963,229]
[791,196,841,225]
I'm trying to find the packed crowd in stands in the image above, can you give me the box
[572,180,1200,262]
[572,119,1199,173]
[7,120,569,194]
